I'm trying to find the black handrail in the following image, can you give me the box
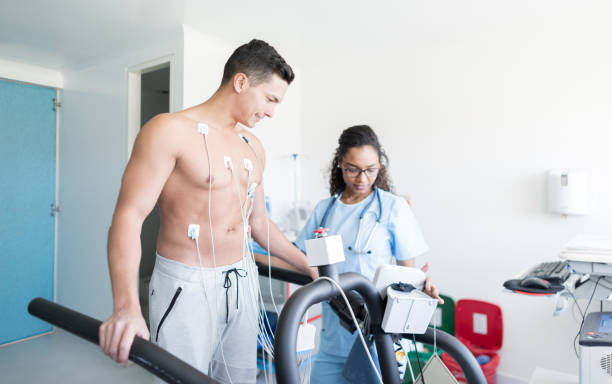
[28,298,218,384]
[256,261,313,285]
[410,328,487,383]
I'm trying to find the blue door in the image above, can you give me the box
[0,79,56,345]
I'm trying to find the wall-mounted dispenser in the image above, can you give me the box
[548,169,588,216]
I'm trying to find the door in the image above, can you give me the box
[0,79,56,345]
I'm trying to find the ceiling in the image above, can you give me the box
[0,0,427,72]
[0,0,184,70]
[0,0,308,71]
[4,0,607,74]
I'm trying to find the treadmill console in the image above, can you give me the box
[579,312,612,347]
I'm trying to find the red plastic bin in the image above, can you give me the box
[441,340,500,384]
[441,299,503,384]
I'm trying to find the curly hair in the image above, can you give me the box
[329,125,393,196]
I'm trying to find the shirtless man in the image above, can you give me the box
[99,39,312,383]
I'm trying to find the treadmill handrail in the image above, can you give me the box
[260,263,487,384]
[256,261,313,286]
[409,328,487,384]
[28,298,218,384]
[274,273,400,384]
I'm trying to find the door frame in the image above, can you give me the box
[126,56,174,325]
[126,55,174,159]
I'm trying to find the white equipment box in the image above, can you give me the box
[381,285,437,334]
[304,234,345,266]
[373,264,426,298]
[579,312,612,383]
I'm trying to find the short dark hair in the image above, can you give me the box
[329,125,393,196]
[221,39,295,86]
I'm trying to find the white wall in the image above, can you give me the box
[182,25,231,110]
[182,25,303,227]
[298,0,612,380]
[57,29,183,319]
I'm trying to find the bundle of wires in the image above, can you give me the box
[192,125,281,383]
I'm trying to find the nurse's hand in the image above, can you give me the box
[420,263,444,304]
[423,276,444,304]
[420,262,430,273]
[309,267,319,281]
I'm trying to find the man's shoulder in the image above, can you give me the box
[132,114,198,159]
[139,113,197,144]
[144,113,195,131]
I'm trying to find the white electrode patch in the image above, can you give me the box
[197,123,209,135]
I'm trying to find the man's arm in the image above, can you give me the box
[244,137,312,277]
[99,114,180,364]
[250,186,313,277]
[253,252,299,271]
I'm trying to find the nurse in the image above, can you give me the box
[295,125,441,383]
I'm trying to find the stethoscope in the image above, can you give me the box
[319,186,383,255]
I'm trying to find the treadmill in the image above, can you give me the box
[28,262,486,383]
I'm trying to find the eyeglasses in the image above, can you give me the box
[341,165,380,179]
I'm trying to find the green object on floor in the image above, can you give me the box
[432,294,455,335]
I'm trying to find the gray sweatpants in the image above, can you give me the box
[149,253,259,383]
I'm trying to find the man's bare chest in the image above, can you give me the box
[172,131,262,192]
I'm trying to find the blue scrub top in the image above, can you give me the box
[295,189,429,358]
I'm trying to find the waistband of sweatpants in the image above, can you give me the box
[154,252,255,284]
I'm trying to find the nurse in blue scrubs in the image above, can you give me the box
[295,125,441,383]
